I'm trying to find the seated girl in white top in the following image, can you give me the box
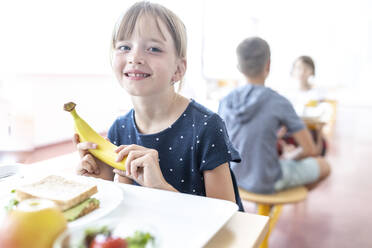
[280,56,330,156]
[290,56,327,114]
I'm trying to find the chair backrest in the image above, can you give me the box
[322,99,338,138]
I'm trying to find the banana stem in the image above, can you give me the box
[64,102,79,119]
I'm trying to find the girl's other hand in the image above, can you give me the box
[72,133,114,180]
[113,144,171,190]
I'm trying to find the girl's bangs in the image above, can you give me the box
[114,9,166,44]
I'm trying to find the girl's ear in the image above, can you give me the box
[171,58,187,83]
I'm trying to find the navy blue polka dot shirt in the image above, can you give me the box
[108,99,244,211]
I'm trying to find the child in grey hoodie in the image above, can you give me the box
[218,37,330,194]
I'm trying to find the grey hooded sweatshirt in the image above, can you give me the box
[218,83,305,193]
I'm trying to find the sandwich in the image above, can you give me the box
[14,175,100,221]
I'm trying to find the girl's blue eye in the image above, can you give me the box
[118,45,130,51]
[148,47,162,53]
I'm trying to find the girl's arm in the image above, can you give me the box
[203,163,236,203]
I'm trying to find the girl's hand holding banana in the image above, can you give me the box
[66,102,175,190]
[73,133,115,181]
[64,102,127,171]
[113,144,176,191]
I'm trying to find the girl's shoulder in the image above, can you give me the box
[107,109,134,145]
[186,100,226,133]
[110,109,135,131]
[187,99,217,119]
[115,109,133,122]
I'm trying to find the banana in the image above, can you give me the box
[63,102,126,171]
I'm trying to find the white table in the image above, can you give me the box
[1,153,269,247]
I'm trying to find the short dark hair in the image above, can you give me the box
[294,56,315,75]
[236,37,270,77]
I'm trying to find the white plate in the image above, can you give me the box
[114,184,238,248]
[0,174,123,229]
[54,217,160,248]
[67,176,123,228]
[58,183,238,248]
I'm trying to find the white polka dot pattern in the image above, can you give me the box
[107,101,241,205]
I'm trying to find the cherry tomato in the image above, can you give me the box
[89,235,127,248]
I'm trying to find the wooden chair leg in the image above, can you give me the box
[258,204,271,248]
[257,204,283,248]
[239,186,307,248]
[270,205,282,231]
[258,204,271,216]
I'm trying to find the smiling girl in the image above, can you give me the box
[74,1,243,211]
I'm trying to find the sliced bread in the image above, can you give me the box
[15,175,98,211]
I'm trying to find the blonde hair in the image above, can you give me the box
[110,1,187,90]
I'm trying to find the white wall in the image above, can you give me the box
[0,74,131,148]
[203,0,372,93]
[1,0,371,150]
